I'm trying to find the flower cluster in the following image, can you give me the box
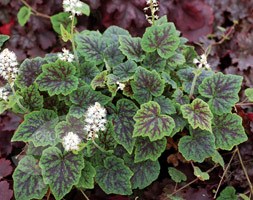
[63,0,83,16]
[193,54,210,69]
[62,131,81,151]
[144,0,159,24]
[116,81,125,91]
[0,86,11,101]
[58,48,74,62]
[84,102,107,140]
[0,48,19,82]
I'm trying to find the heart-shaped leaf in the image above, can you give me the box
[212,113,247,150]
[119,36,145,62]
[143,52,167,72]
[36,60,78,96]
[181,98,213,132]
[95,156,133,195]
[17,6,31,26]
[112,60,138,82]
[103,26,130,43]
[178,129,215,162]
[133,101,175,141]
[112,99,138,154]
[153,96,176,115]
[39,147,84,200]
[177,68,213,94]
[76,160,96,189]
[131,67,165,104]
[141,23,180,59]
[199,72,243,115]
[76,31,106,65]
[69,85,111,117]
[12,109,59,147]
[78,61,100,84]
[13,84,43,114]
[124,154,160,189]
[16,57,47,88]
[50,12,76,34]
[104,42,125,67]
[13,156,48,200]
[134,137,167,163]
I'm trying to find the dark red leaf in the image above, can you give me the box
[0,181,13,200]
[0,19,14,35]
[0,158,13,179]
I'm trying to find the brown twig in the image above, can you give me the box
[20,0,50,19]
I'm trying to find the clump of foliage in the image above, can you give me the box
[0,0,250,199]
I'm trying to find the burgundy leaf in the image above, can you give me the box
[0,181,13,200]
[0,158,13,179]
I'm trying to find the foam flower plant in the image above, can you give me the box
[1,13,248,200]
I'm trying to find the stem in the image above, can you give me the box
[189,70,201,99]
[92,140,107,153]
[213,149,237,199]
[10,82,28,113]
[79,189,90,200]
[150,0,155,24]
[236,102,253,106]
[236,146,253,196]
[20,0,50,19]
[70,13,79,64]
[46,188,51,200]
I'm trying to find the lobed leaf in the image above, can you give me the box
[153,96,177,115]
[217,186,237,200]
[112,60,138,82]
[103,26,130,43]
[36,60,78,96]
[104,42,125,67]
[131,67,165,104]
[50,12,76,34]
[199,72,243,115]
[212,113,247,150]
[13,156,48,200]
[133,101,175,141]
[124,154,160,189]
[78,61,100,84]
[76,160,96,189]
[12,109,59,147]
[178,129,215,162]
[111,99,138,154]
[141,23,180,59]
[143,52,166,72]
[181,98,213,132]
[95,156,133,195]
[168,167,187,183]
[39,147,84,200]
[119,36,145,62]
[134,137,167,163]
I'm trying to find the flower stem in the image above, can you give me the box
[70,14,79,64]
[20,0,50,19]
[92,140,107,153]
[189,69,202,99]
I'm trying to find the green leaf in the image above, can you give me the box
[17,6,31,26]
[239,194,250,200]
[16,57,47,88]
[0,101,8,114]
[212,113,247,150]
[124,154,160,189]
[141,23,180,59]
[131,67,165,104]
[69,85,111,117]
[168,167,187,183]
[181,98,213,132]
[36,60,78,96]
[177,68,213,94]
[12,109,59,146]
[199,72,243,115]
[211,151,225,169]
[112,60,138,82]
[245,88,253,102]
[60,24,72,42]
[166,52,186,69]
[193,166,209,181]
[39,147,84,200]
[55,114,86,140]
[133,101,175,141]
[217,186,237,200]
[170,114,188,136]
[178,129,215,162]
[13,84,43,113]
[76,31,106,64]
[76,160,96,189]
[103,26,130,43]
[77,2,90,16]
[143,52,167,72]
[172,89,190,105]
[50,12,76,34]
[134,137,167,163]
[0,34,9,49]
[95,156,133,195]
[112,99,138,154]
[13,156,48,200]
[78,61,100,84]
[153,96,177,115]
[91,70,107,90]
[104,42,125,67]
[119,36,145,62]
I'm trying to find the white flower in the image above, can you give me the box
[0,48,19,82]
[84,102,107,140]
[58,48,75,62]
[0,86,11,101]
[116,81,125,91]
[144,0,159,24]
[62,131,81,151]
[193,54,210,69]
[63,0,83,16]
